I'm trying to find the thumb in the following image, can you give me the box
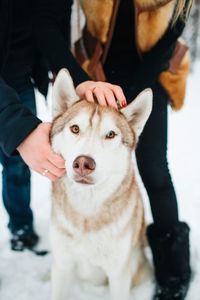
[42,122,52,133]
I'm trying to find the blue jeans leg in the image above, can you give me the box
[0,77,36,233]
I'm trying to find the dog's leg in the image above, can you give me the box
[77,261,107,286]
[108,266,132,300]
[132,250,152,286]
[51,261,75,300]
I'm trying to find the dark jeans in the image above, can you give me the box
[0,75,36,233]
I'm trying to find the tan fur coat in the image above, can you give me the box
[79,0,190,110]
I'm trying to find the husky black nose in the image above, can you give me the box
[73,156,96,176]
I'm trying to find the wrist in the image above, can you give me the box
[16,123,41,152]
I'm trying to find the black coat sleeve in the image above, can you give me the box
[0,77,41,156]
[32,0,90,86]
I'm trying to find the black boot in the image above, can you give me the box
[10,225,39,252]
[10,225,48,256]
[147,222,191,300]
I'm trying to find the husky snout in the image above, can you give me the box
[73,156,96,184]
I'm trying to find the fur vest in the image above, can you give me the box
[77,0,190,110]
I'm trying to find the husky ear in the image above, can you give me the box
[52,69,79,117]
[121,89,153,137]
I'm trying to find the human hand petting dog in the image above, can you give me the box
[76,80,127,109]
[17,80,126,181]
[17,122,66,181]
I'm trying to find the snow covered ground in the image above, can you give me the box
[0,62,200,300]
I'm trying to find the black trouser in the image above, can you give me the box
[106,72,179,235]
[135,83,179,234]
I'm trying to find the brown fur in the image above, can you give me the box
[80,0,114,43]
[80,0,175,49]
[50,81,152,293]
[159,50,190,110]
[137,1,175,52]
[51,100,95,136]
[51,100,136,149]
[52,155,148,286]
[52,165,140,234]
[51,100,144,245]
[78,0,190,111]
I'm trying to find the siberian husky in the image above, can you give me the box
[50,69,153,300]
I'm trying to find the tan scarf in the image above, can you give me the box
[80,0,176,51]
[76,0,190,110]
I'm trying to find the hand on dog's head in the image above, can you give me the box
[53,69,153,138]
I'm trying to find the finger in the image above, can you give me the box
[42,122,52,133]
[34,167,59,182]
[85,89,95,103]
[48,151,66,169]
[93,88,107,106]
[108,84,127,107]
[104,89,118,109]
[44,161,66,178]
[44,171,59,182]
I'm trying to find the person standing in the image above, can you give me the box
[0,0,67,251]
[0,0,125,252]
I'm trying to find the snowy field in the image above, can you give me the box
[0,62,200,300]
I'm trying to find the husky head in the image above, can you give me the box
[51,69,152,188]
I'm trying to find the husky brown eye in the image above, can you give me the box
[70,125,80,134]
[106,130,116,139]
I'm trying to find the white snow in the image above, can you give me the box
[0,62,200,299]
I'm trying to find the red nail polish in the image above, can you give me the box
[122,101,127,107]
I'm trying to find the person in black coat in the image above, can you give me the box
[0,0,125,251]
[0,0,67,251]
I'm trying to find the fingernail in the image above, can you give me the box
[122,101,127,107]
